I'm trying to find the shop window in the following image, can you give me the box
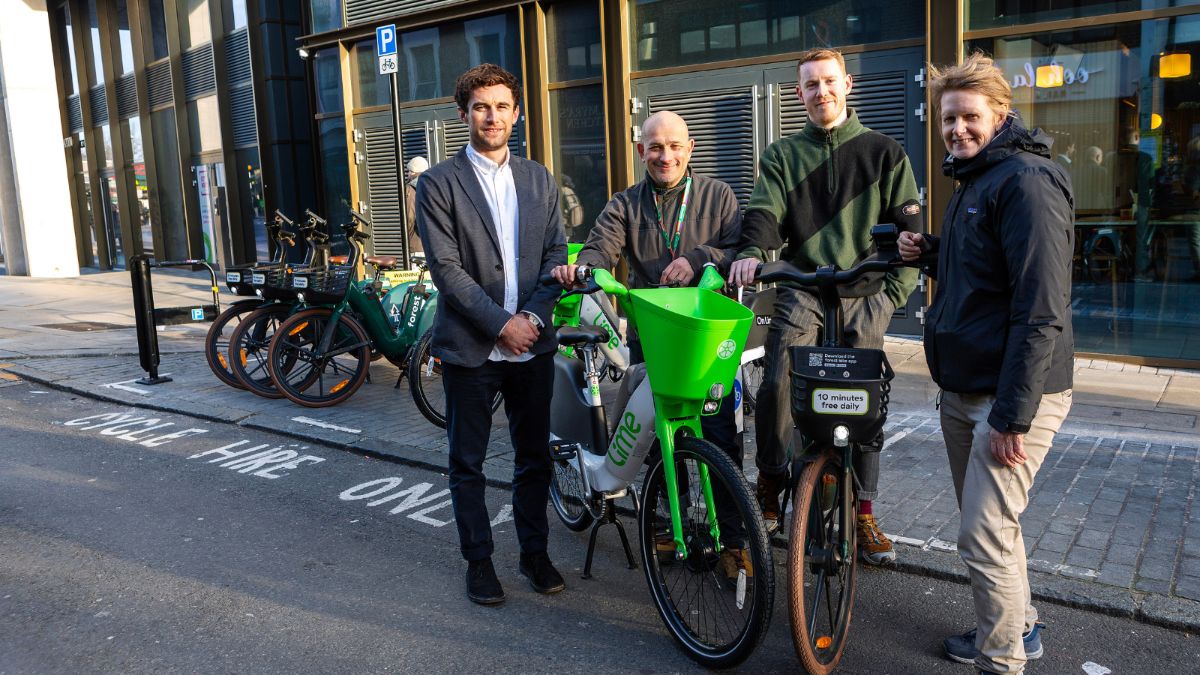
[181,0,213,50]
[550,85,608,243]
[629,0,922,72]
[313,48,344,114]
[547,0,603,82]
[394,12,521,103]
[967,0,1200,32]
[309,0,343,34]
[353,40,391,109]
[235,148,268,262]
[148,0,170,60]
[969,16,1200,362]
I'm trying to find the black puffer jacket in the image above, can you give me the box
[921,118,1075,433]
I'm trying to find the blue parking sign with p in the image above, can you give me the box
[376,25,397,57]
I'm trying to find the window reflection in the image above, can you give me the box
[313,48,344,114]
[550,86,608,242]
[181,0,213,50]
[115,0,134,75]
[395,13,520,102]
[971,16,1200,362]
[547,0,603,82]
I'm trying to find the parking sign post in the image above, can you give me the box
[375,24,409,266]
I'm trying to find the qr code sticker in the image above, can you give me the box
[808,353,823,367]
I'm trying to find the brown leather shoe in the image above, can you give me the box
[755,471,785,534]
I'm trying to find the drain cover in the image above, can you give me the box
[38,321,131,332]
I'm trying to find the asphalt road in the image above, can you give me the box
[1,380,1195,673]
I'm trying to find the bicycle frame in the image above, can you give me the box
[550,266,747,560]
[555,291,630,373]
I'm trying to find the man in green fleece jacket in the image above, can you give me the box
[729,48,922,565]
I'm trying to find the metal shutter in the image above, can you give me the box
[89,85,109,126]
[440,118,525,161]
[401,126,428,176]
[147,60,173,108]
[647,87,756,208]
[116,74,138,119]
[779,70,907,145]
[225,29,257,148]
[345,0,469,25]
[225,29,252,82]
[364,124,403,256]
[68,95,83,133]
[182,44,216,100]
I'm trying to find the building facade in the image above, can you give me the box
[8,0,1199,366]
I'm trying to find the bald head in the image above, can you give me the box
[638,111,695,188]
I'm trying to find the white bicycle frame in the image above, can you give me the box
[558,292,630,374]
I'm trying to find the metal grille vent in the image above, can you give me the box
[116,74,138,119]
[147,60,173,108]
[441,118,524,161]
[182,44,216,99]
[230,83,257,147]
[779,70,907,145]
[364,125,403,256]
[401,126,429,175]
[648,87,755,208]
[89,85,109,126]
[345,0,468,25]
[225,28,252,83]
[68,95,83,133]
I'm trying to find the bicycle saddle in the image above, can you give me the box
[557,324,609,346]
[366,255,399,270]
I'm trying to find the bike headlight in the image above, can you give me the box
[708,383,724,400]
[703,400,720,415]
[833,425,850,448]
[297,292,306,304]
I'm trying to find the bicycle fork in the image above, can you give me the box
[654,404,722,561]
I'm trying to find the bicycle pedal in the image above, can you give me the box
[549,442,579,461]
[603,488,628,500]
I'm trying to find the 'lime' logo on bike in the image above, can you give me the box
[590,310,620,351]
[717,339,737,360]
[607,412,642,466]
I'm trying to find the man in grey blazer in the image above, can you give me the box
[415,64,568,606]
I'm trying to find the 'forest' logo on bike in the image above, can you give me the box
[717,339,736,360]
[607,412,642,466]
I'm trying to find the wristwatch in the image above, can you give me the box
[521,310,544,329]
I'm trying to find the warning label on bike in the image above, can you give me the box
[812,388,869,415]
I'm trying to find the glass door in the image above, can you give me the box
[193,160,228,266]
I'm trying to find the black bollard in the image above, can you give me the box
[129,254,172,385]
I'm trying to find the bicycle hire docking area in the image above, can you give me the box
[124,215,908,671]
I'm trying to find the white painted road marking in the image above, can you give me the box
[102,376,171,396]
[292,416,362,434]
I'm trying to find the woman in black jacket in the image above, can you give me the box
[899,52,1075,675]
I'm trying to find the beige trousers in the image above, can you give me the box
[940,389,1073,674]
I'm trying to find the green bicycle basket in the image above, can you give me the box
[630,288,752,402]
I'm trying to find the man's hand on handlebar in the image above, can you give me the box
[729,258,760,288]
[550,263,587,289]
[659,257,695,287]
[897,231,926,263]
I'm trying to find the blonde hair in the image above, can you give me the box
[797,48,847,75]
[928,52,1012,120]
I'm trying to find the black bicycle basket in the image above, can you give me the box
[292,265,353,304]
[249,263,300,302]
[224,264,261,296]
[789,346,894,444]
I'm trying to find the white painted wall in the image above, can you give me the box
[0,0,79,277]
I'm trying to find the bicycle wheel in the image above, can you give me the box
[788,449,858,674]
[268,308,372,408]
[407,330,501,428]
[228,304,293,398]
[204,300,264,389]
[639,436,774,669]
[550,454,596,532]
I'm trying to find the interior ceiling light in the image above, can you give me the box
[1036,64,1064,88]
[1160,52,1191,79]
[1151,113,1164,130]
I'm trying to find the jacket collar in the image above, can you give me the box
[942,114,1054,180]
[452,146,534,259]
[801,107,863,145]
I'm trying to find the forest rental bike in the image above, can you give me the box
[753,224,909,674]
[546,264,773,669]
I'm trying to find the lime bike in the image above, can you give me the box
[753,224,908,673]
[551,244,630,381]
[546,264,774,668]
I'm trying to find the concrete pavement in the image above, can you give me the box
[1,267,1198,632]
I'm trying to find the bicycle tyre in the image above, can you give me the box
[204,300,264,389]
[268,307,373,408]
[407,330,502,428]
[549,454,596,532]
[228,303,294,398]
[788,449,858,674]
[638,435,774,669]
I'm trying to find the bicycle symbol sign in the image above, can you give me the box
[716,339,736,360]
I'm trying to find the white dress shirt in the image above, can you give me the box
[465,144,531,363]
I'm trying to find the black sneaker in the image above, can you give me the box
[943,622,1045,664]
[519,551,566,594]
[466,558,505,606]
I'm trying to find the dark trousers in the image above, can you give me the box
[756,287,895,499]
[631,339,745,544]
[443,352,554,562]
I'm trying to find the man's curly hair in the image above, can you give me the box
[454,64,522,113]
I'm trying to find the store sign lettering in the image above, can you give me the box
[1011,61,1091,89]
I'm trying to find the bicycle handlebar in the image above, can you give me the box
[304,209,327,227]
[754,255,903,288]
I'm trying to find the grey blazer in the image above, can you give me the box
[415,148,567,367]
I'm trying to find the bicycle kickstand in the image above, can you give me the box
[581,496,639,580]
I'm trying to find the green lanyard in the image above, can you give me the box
[653,176,692,258]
